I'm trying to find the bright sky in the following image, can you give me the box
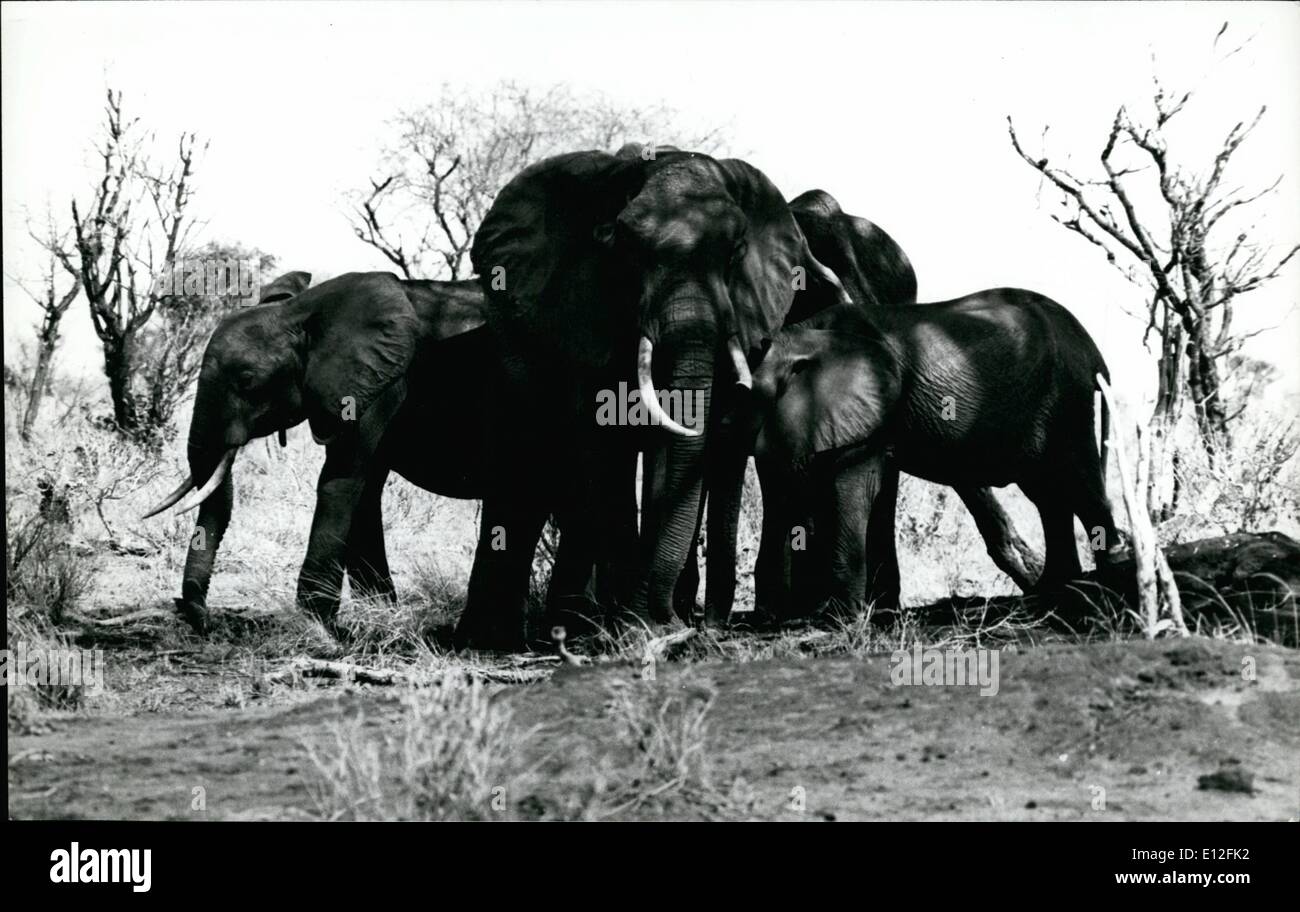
[4,1,1298,410]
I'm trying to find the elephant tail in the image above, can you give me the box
[1094,370,1110,476]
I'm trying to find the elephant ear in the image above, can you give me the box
[789,189,918,313]
[401,280,487,341]
[715,160,807,353]
[300,273,419,447]
[761,329,900,463]
[259,271,312,304]
[470,150,647,329]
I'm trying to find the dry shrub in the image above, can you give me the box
[1157,409,1299,542]
[6,616,91,727]
[599,676,732,817]
[5,505,89,624]
[303,674,520,821]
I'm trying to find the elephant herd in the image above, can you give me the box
[144,144,1117,651]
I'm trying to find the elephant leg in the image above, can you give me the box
[1066,439,1121,571]
[814,449,884,620]
[345,468,396,602]
[955,485,1044,591]
[703,444,748,626]
[754,458,794,621]
[673,514,703,623]
[455,498,548,652]
[1022,481,1082,591]
[789,507,818,616]
[864,462,901,615]
[298,450,370,629]
[592,447,641,611]
[546,512,600,636]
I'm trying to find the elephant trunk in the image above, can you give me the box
[635,300,718,622]
[171,395,246,632]
[177,462,234,633]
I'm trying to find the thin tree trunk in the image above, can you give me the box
[102,333,140,434]
[20,338,56,441]
[1187,332,1230,454]
[1147,316,1183,521]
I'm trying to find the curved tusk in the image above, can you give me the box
[172,448,237,515]
[638,336,702,438]
[141,475,195,520]
[727,335,753,390]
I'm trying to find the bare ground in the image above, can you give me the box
[9,633,1298,821]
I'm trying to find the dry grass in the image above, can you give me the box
[597,674,754,819]
[302,674,521,821]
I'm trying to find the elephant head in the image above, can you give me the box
[749,311,901,469]
[786,189,917,321]
[471,147,847,621]
[143,270,484,632]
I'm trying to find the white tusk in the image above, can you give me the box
[727,335,753,390]
[141,476,194,519]
[172,448,237,515]
[637,336,702,437]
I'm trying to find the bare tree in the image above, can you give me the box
[42,89,207,441]
[350,82,727,280]
[1007,28,1298,471]
[9,254,79,441]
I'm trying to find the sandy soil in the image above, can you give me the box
[9,636,1298,821]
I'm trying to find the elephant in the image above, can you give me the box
[464,145,858,637]
[678,190,1044,622]
[742,290,1118,618]
[142,269,582,644]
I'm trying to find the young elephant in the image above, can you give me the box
[747,289,1118,617]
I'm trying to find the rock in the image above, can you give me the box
[1196,762,1255,795]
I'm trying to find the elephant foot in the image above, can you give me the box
[672,580,701,625]
[453,630,527,654]
[174,597,211,635]
[813,595,876,626]
[451,615,527,654]
[701,603,730,628]
[675,597,704,626]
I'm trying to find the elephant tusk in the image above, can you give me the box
[727,335,753,390]
[637,336,702,438]
[141,475,195,519]
[171,448,237,515]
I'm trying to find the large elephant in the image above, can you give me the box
[744,290,1118,616]
[464,146,852,634]
[679,190,1043,622]
[143,270,574,643]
